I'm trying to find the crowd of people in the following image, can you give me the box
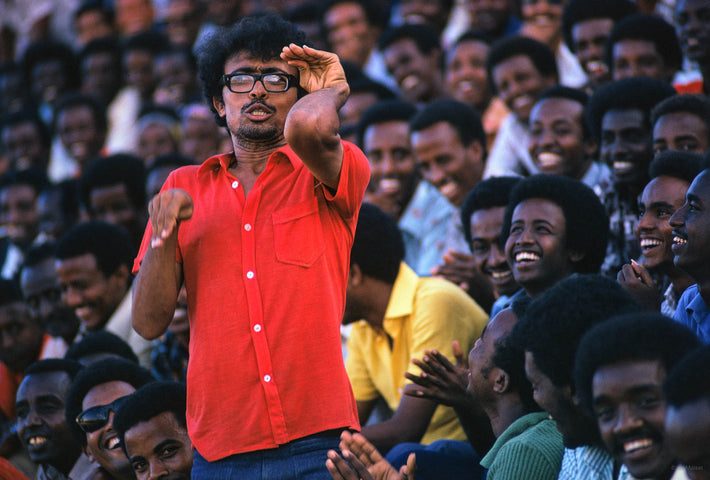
[1,0,710,479]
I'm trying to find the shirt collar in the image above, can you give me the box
[197,145,301,176]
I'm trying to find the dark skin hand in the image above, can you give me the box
[431,251,496,314]
[403,343,469,408]
[617,259,662,311]
[326,431,416,480]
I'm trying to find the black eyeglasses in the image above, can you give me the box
[220,72,298,93]
[76,396,129,434]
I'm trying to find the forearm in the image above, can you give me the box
[360,394,436,450]
[132,234,181,339]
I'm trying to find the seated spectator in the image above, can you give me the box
[152,47,201,109]
[344,204,488,452]
[560,0,636,90]
[35,180,80,243]
[73,1,117,49]
[56,221,153,366]
[145,153,193,200]
[178,103,224,164]
[150,284,189,383]
[122,31,168,106]
[501,174,609,301]
[651,94,710,157]
[463,0,521,42]
[65,330,140,366]
[670,160,710,343]
[673,0,710,95]
[461,176,521,317]
[663,344,710,477]
[64,358,154,480]
[527,86,611,192]
[0,110,51,174]
[77,154,148,249]
[510,274,639,478]
[617,152,703,315]
[484,36,558,178]
[15,359,86,479]
[585,77,677,278]
[20,242,80,356]
[340,75,396,143]
[113,381,192,480]
[605,13,682,85]
[574,313,700,480]
[136,109,180,165]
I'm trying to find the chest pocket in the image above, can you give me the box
[272,197,326,267]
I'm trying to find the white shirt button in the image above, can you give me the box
[264,374,271,382]
[244,223,252,231]
[246,271,254,279]
[231,181,239,189]
[253,324,262,332]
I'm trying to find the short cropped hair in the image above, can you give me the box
[585,77,677,141]
[561,0,636,52]
[114,381,187,454]
[0,278,23,306]
[321,0,388,32]
[56,221,136,279]
[123,30,169,56]
[537,85,591,138]
[65,358,154,446]
[461,176,521,246]
[24,358,83,380]
[356,99,418,146]
[378,23,441,55]
[650,94,710,141]
[409,98,487,155]
[21,40,80,93]
[486,36,558,95]
[574,312,700,413]
[451,30,493,50]
[0,167,48,196]
[511,274,639,388]
[648,151,704,183]
[65,330,139,365]
[197,13,310,127]
[53,92,108,134]
[147,153,194,173]
[21,241,56,271]
[664,345,710,408]
[0,109,52,150]
[501,175,609,274]
[605,14,682,76]
[78,153,147,214]
[351,203,405,284]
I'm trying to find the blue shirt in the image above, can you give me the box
[674,284,710,344]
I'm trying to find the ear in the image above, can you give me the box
[348,263,364,287]
[467,140,485,165]
[568,250,585,264]
[110,263,131,288]
[491,367,510,394]
[83,444,95,463]
[583,138,598,158]
[212,96,226,119]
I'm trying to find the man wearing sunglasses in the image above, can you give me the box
[65,358,154,480]
[132,12,369,480]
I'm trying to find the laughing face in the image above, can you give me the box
[600,108,652,190]
[592,360,672,480]
[505,198,577,298]
[635,176,690,272]
[56,105,106,169]
[383,37,442,104]
[411,121,484,207]
[469,206,518,297]
[445,39,492,111]
[674,0,710,67]
[491,54,556,124]
[571,18,614,87]
[81,381,137,478]
[670,169,710,281]
[16,371,78,474]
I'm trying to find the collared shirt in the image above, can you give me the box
[558,445,613,480]
[346,263,488,444]
[618,463,691,480]
[483,113,539,178]
[134,142,369,461]
[674,284,710,344]
[481,412,564,479]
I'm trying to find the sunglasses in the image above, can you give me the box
[76,396,129,434]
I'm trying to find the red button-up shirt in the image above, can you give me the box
[134,142,369,460]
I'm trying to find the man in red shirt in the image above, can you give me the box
[132,13,370,480]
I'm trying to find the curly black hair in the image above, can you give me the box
[664,345,710,408]
[486,36,558,96]
[461,176,521,247]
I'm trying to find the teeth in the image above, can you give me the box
[613,161,634,173]
[536,152,561,167]
[251,109,268,116]
[28,436,47,447]
[586,61,608,75]
[456,80,474,92]
[107,437,120,449]
[673,236,687,245]
[687,37,699,46]
[533,15,553,26]
[513,96,531,110]
[401,75,419,91]
[624,438,653,453]
[490,270,512,280]
[379,178,400,193]
[439,181,458,199]
[640,239,662,249]
[70,143,88,158]
[515,251,540,262]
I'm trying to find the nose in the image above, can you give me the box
[426,164,446,186]
[634,211,653,235]
[61,287,82,308]
[669,204,687,228]
[148,459,169,480]
[489,242,507,267]
[611,403,642,435]
[380,154,396,176]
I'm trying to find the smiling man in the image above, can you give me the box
[670,161,710,344]
[114,381,192,480]
[15,359,84,479]
[575,313,700,480]
[65,358,154,480]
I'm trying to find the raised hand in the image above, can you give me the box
[148,188,194,248]
[280,44,348,94]
[326,431,413,480]
[404,343,470,408]
[617,259,662,311]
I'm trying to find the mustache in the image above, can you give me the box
[241,99,276,113]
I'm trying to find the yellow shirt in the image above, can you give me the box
[346,263,488,444]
